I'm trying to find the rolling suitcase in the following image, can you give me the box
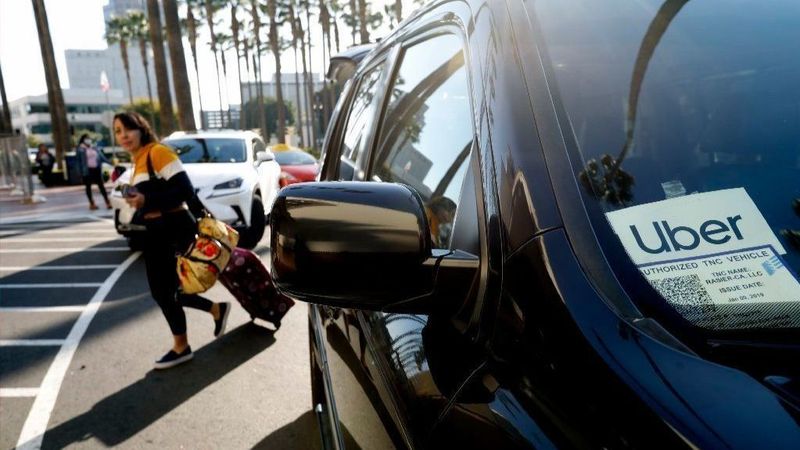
[219,247,295,329]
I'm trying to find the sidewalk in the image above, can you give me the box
[0,178,115,224]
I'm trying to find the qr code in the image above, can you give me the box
[650,274,716,318]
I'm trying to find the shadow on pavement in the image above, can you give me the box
[37,323,276,449]
[252,410,322,450]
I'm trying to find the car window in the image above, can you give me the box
[164,138,247,163]
[535,0,800,332]
[370,33,473,249]
[338,62,385,180]
[274,150,316,165]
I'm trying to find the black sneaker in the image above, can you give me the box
[154,347,193,370]
[214,302,231,338]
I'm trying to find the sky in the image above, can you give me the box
[0,0,416,120]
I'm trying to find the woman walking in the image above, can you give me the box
[75,134,111,210]
[115,112,231,369]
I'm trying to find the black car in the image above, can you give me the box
[268,0,800,448]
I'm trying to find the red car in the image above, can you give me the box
[273,148,319,187]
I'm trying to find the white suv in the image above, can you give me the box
[110,130,281,248]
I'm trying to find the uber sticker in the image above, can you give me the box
[606,188,800,326]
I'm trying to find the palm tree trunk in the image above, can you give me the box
[187,6,205,128]
[138,41,154,106]
[348,0,358,45]
[298,19,312,149]
[137,39,157,131]
[0,62,12,133]
[332,16,341,53]
[303,4,318,150]
[292,46,303,146]
[395,0,402,23]
[146,0,176,135]
[31,0,70,170]
[119,41,134,105]
[162,0,197,131]
[231,5,246,130]
[357,0,369,44]
[242,39,253,127]
[212,50,225,127]
[250,0,267,136]
[267,0,285,143]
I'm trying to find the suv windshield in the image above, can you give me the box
[274,150,316,165]
[534,0,800,331]
[164,138,247,163]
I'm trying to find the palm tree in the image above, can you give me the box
[266,0,285,142]
[183,1,205,128]
[215,31,234,126]
[294,2,313,148]
[202,0,228,124]
[319,0,333,60]
[346,0,358,45]
[286,0,304,145]
[0,62,12,134]
[105,16,135,104]
[357,0,369,43]
[163,0,197,130]
[357,0,383,43]
[230,1,247,130]
[301,0,318,150]
[31,0,70,169]
[328,0,342,53]
[127,11,156,123]
[249,0,268,135]
[385,0,403,29]
[319,0,335,126]
[146,0,176,135]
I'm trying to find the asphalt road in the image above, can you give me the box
[0,183,321,449]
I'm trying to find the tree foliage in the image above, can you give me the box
[242,97,295,141]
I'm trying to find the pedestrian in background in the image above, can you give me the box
[34,143,54,186]
[114,111,230,370]
[75,134,111,210]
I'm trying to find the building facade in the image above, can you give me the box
[9,89,125,146]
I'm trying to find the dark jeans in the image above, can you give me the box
[84,167,109,205]
[143,210,213,336]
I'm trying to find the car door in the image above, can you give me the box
[316,17,501,448]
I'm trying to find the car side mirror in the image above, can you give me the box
[256,150,274,165]
[270,181,449,312]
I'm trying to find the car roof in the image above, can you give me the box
[164,129,262,140]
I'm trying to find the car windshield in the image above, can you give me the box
[164,138,247,163]
[274,150,316,165]
[534,0,800,332]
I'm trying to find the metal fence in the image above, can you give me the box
[0,135,40,203]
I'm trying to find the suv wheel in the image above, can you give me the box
[238,195,265,248]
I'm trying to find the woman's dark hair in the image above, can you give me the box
[113,111,157,146]
[77,133,90,145]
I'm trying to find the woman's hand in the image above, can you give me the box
[125,192,145,209]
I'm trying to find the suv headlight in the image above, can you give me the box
[213,177,244,190]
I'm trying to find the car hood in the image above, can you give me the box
[184,163,253,188]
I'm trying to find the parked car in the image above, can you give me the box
[273,148,320,187]
[110,130,280,249]
[266,0,800,448]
